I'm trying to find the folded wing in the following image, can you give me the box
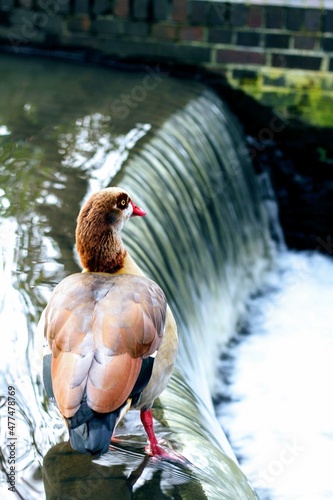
[43,273,167,417]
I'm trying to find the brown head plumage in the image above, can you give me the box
[75,187,145,273]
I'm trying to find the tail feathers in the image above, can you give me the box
[70,393,94,428]
[68,396,119,456]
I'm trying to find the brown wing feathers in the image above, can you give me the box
[45,273,167,417]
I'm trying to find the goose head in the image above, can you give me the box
[75,187,146,273]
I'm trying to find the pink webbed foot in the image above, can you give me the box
[110,435,122,444]
[140,409,189,464]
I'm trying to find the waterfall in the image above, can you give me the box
[0,56,274,499]
[117,89,272,386]
[102,88,274,498]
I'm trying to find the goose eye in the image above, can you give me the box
[117,196,128,209]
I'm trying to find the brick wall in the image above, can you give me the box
[1,0,333,124]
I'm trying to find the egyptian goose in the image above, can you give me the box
[40,187,178,457]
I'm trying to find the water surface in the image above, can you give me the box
[0,54,272,498]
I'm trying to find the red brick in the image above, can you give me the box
[93,0,111,15]
[294,35,318,50]
[247,5,264,28]
[179,26,204,41]
[190,1,208,23]
[114,0,129,17]
[68,15,91,32]
[94,19,124,35]
[123,21,149,37]
[230,4,247,27]
[266,6,284,29]
[237,31,261,47]
[324,11,333,32]
[133,0,149,20]
[153,0,170,20]
[172,0,187,22]
[265,33,289,49]
[217,48,265,65]
[151,23,177,40]
[272,53,321,70]
[208,3,228,26]
[209,28,233,44]
[74,0,89,15]
[286,8,304,31]
[18,0,32,8]
[304,9,321,32]
[323,37,333,51]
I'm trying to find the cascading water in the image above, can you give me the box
[0,55,274,499]
[116,88,273,422]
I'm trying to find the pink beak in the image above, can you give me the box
[130,200,146,217]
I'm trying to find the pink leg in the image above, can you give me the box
[140,409,189,463]
[140,409,165,456]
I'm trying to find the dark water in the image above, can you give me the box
[0,54,273,499]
